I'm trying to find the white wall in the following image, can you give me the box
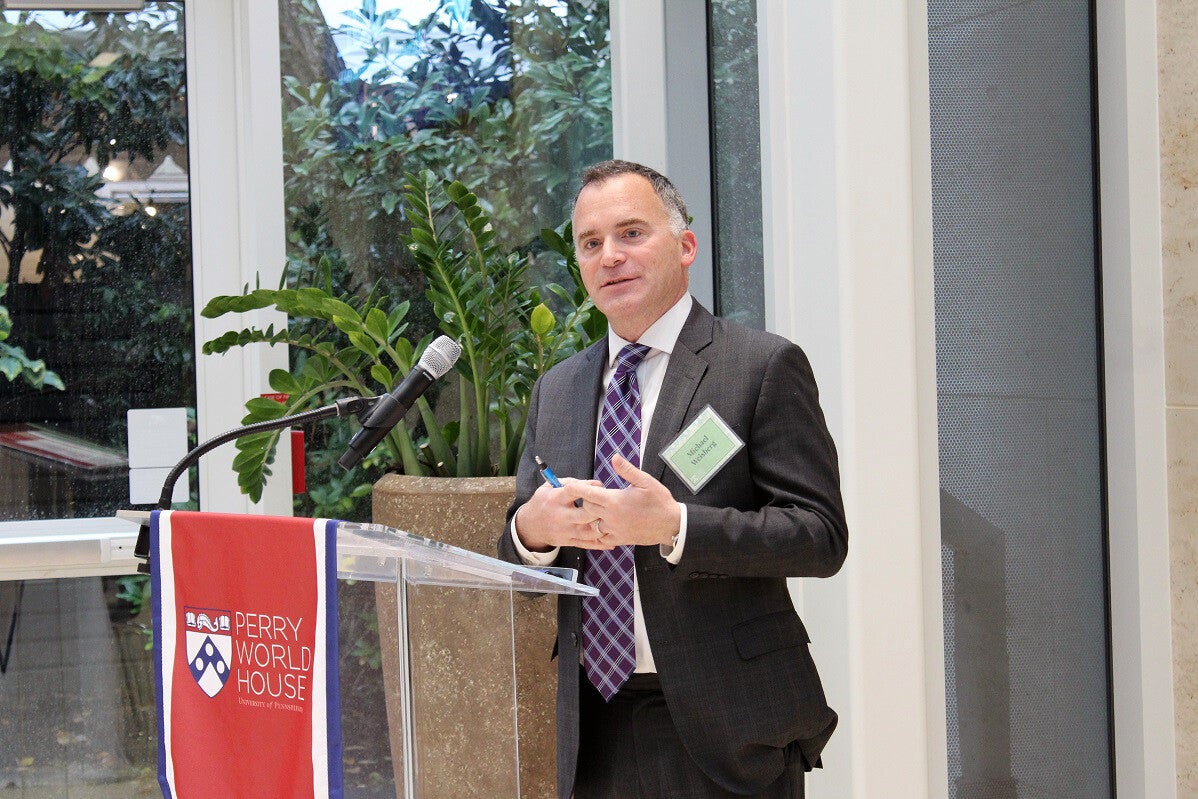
[188,1,292,515]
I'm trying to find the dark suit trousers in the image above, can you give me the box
[574,671,805,799]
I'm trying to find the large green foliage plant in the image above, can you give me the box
[203,174,603,501]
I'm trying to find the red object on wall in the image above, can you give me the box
[291,429,306,495]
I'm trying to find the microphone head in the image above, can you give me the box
[418,335,462,379]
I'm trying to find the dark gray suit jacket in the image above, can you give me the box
[499,300,848,798]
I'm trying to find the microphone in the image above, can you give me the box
[337,335,462,470]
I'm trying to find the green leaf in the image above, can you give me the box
[323,297,361,323]
[540,227,569,255]
[365,307,389,341]
[268,369,301,394]
[348,331,379,358]
[332,315,362,336]
[387,301,410,334]
[409,226,437,250]
[0,354,20,381]
[40,370,65,391]
[371,364,394,389]
[201,289,281,318]
[301,358,328,383]
[235,434,276,453]
[445,181,471,203]
[244,397,288,419]
[232,446,268,472]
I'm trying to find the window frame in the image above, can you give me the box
[610,0,715,310]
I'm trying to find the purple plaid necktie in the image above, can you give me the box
[584,342,650,701]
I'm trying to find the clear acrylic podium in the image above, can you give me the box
[336,521,595,799]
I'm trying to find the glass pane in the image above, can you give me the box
[0,574,399,798]
[277,0,613,521]
[0,577,157,793]
[928,2,1113,797]
[334,579,396,798]
[707,0,764,328]
[404,581,519,797]
[0,4,196,523]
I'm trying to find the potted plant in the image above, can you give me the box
[202,171,601,496]
[202,171,603,798]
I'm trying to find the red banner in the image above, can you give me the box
[151,510,342,798]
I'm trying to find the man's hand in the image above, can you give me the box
[574,455,681,548]
[514,477,612,552]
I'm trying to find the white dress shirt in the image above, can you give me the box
[511,293,693,673]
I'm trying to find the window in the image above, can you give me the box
[0,3,193,562]
[928,2,1113,795]
[0,6,190,791]
[707,0,764,327]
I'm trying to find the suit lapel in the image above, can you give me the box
[561,338,606,480]
[643,303,714,482]
[557,340,605,576]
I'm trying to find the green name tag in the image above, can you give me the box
[659,405,744,494]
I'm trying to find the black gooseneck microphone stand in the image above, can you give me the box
[132,394,382,573]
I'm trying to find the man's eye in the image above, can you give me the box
[625,230,641,239]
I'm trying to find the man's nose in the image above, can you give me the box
[600,238,625,267]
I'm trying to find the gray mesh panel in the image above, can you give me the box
[928,2,1112,798]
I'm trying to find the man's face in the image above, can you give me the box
[572,173,697,341]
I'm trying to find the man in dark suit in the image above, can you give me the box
[499,160,847,798]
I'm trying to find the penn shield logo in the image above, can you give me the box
[184,607,232,698]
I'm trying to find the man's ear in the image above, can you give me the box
[680,230,698,268]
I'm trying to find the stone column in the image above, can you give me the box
[1157,2,1198,794]
[372,474,558,799]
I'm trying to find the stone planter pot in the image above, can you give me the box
[372,474,557,799]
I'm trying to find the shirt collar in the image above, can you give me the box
[606,293,693,367]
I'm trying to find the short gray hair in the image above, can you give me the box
[576,160,689,235]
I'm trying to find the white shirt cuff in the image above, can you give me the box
[659,503,687,564]
[511,508,560,566]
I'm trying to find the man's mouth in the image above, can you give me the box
[602,276,638,288]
